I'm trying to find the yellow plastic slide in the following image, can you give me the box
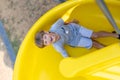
[13,0,120,80]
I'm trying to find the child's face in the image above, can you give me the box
[43,32,59,46]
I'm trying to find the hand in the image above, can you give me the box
[71,19,79,24]
[64,19,79,25]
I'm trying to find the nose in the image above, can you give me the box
[47,35,51,41]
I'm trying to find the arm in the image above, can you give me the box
[50,18,64,31]
[53,43,69,58]
[58,47,69,58]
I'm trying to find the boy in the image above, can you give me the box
[35,18,120,57]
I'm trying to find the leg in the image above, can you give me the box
[91,31,119,39]
[92,40,105,49]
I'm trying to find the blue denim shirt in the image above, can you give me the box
[50,19,82,57]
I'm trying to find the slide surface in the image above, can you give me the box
[13,0,120,80]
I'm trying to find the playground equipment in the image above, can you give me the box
[13,0,120,80]
[0,21,16,65]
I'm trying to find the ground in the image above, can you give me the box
[0,0,60,54]
[0,0,61,80]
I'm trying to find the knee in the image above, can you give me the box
[91,31,106,39]
[91,32,99,38]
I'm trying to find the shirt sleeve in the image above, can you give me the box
[50,18,64,31]
[53,43,69,58]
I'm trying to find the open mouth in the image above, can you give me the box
[50,37,53,42]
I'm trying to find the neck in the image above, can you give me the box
[52,32,60,42]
